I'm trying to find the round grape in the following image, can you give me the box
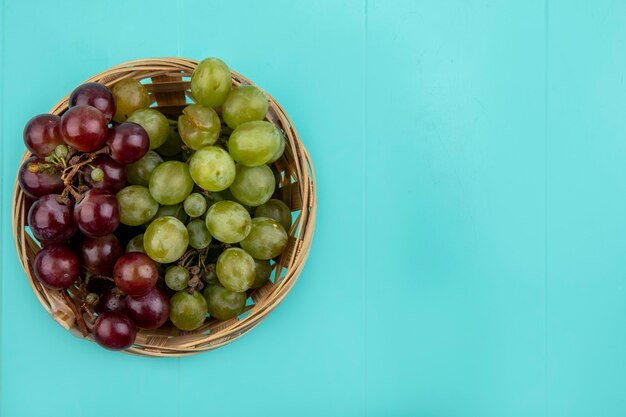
[116,185,158,226]
[23,114,64,157]
[127,108,169,149]
[79,234,123,275]
[229,164,275,207]
[127,150,163,186]
[156,128,184,157]
[18,157,64,199]
[113,252,158,296]
[82,155,127,194]
[204,284,246,320]
[227,121,281,166]
[107,122,150,164]
[165,265,190,291]
[143,216,189,263]
[149,161,194,205]
[222,85,269,129]
[69,82,116,122]
[169,290,208,331]
[240,217,288,260]
[216,248,255,292]
[111,78,150,122]
[34,244,80,289]
[61,105,108,152]
[93,311,136,350]
[178,104,220,150]
[74,189,120,237]
[187,219,212,249]
[189,146,236,191]
[125,234,145,253]
[28,194,76,243]
[205,200,251,243]
[96,287,127,314]
[254,199,292,233]
[183,193,207,218]
[191,58,231,108]
[126,287,170,329]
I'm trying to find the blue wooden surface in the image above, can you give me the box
[2,0,626,416]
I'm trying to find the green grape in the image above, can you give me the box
[203,264,218,284]
[144,216,189,263]
[184,193,207,217]
[165,265,190,291]
[156,128,183,157]
[227,121,281,166]
[187,219,212,249]
[151,204,188,225]
[216,248,255,292]
[178,104,220,150]
[127,150,163,186]
[240,217,288,260]
[111,78,150,122]
[169,290,207,331]
[222,85,269,129]
[189,146,236,191]
[252,259,273,289]
[229,164,275,207]
[126,234,146,253]
[149,161,194,205]
[205,200,251,243]
[203,284,246,320]
[191,58,232,108]
[127,108,169,149]
[255,199,292,233]
[116,185,158,226]
[268,132,285,163]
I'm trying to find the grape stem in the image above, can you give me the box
[61,147,109,201]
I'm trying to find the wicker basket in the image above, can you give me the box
[12,58,316,357]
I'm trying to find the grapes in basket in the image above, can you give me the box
[19,57,293,351]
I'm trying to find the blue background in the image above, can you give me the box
[2,0,626,416]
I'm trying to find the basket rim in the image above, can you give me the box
[12,57,317,357]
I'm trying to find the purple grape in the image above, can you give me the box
[126,287,170,329]
[28,194,76,243]
[82,155,127,193]
[79,234,123,275]
[18,156,64,198]
[107,122,149,164]
[74,189,120,237]
[23,114,64,156]
[96,287,127,314]
[34,244,80,289]
[113,252,158,296]
[69,82,116,123]
[93,311,136,350]
[61,105,108,152]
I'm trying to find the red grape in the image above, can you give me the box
[79,234,123,275]
[28,194,76,243]
[18,156,64,198]
[34,244,80,289]
[113,252,158,296]
[74,189,120,237]
[82,155,127,193]
[107,122,149,164]
[126,287,170,329]
[23,114,64,156]
[69,82,116,123]
[96,287,127,314]
[60,105,108,152]
[93,311,136,350]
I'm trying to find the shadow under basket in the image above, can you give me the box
[12,58,317,357]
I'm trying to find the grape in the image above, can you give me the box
[127,150,163,186]
[152,204,188,224]
[126,287,170,329]
[254,199,292,233]
[252,259,273,289]
[28,194,76,243]
[82,155,127,193]
[229,164,275,207]
[111,78,150,122]
[165,265,190,291]
[116,185,158,226]
[205,200,251,243]
[96,287,127,314]
[169,290,207,331]
[240,217,288,260]
[93,311,136,350]
[143,216,189,263]
[178,104,220,150]
[189,146,236,191]
[222,85,269,129]
[61,105,108,152]
[126,234,145,253]
[203,284,246,320]
[187,219,212,249]
[107,122,150,164]
[227,121,281,166]
[183,193,207,217]
[149,161,194,205]
[203,264,218,285]
[268,132,285,163]
[34,244,80,289]
[23,114,64,156]
[190,58,231,108]
[113,252,158,296]
[69,82,116,122]
[127,108,169,149]
[157,127,184,157]
[18,157,64,198]
[216,248,255,292]
[74,189,120,237]
[79,234,123,275]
